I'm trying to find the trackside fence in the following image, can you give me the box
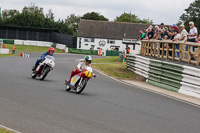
[141,40,200,66]
[127,55,200,98]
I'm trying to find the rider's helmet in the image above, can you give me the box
[48,47,55,55]
[84,55,92,65]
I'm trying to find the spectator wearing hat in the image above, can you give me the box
[172,29,180,57]
[187,21,198,60]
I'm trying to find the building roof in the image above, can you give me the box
[78,19,150,40]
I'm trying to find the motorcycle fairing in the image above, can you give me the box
[70,75,81,86]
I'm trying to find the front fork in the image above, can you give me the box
[78,77,83,86]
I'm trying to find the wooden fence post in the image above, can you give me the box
[172,43,175,60]
[166,43,169,60]
[197,46,200,66]
[188,45,191,64]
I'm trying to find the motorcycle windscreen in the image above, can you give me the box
[70,75,81,86]
[86,66,93,73]
[46,55,55,61]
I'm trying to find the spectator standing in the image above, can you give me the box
[179,24,188,42]
[157,29,165,54]
[153,25,160,39]
[172,29,180,57]
[187,21,198,60]
[179,24,188,59]
[157,29,165,40]
[126,45,130,54]
[12,45,16,54]
[147,28,154,40]
[149,25,155,34]
[164,26,171,39]
[160,23,165,32]
[165,26,174,56]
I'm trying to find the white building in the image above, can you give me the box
[77,19,150,55]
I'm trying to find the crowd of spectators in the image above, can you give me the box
[139,22,200,60]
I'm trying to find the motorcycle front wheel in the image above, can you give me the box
[76,79,87,94]
[65,85,71,91]
[39,68,50,80]
[31,72,36,79]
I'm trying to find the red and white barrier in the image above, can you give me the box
[21,53,30,58]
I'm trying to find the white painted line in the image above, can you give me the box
[93,68,200,108]
[0,124,22,133]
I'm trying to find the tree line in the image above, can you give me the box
[178,0,200,34]
[0,0,199,36]
[0,4,153,36]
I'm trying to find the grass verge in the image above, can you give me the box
[92,56,136,80]
[0,44,65,58]
[5,44,64,53]
[0,54,17,58]
[0,127,15,133]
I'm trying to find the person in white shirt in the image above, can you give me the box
[179,24,188,59]
[179,24,188,42]
[187,21,198,60]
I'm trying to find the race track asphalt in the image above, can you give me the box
[0,53,200,133]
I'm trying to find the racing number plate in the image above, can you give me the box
[70,75,81,86]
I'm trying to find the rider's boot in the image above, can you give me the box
[32,66,36,71]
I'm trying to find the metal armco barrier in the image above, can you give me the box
[127,55,200,98]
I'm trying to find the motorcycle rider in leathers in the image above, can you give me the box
[32,47,55,71]
[66,55,96,83]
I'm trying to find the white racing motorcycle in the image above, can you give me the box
[32,55,55,80]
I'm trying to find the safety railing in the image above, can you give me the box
[141,40,200,66]
[127,54,200,98]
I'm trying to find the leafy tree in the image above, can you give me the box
[44,9,55,28]
[20,3,45,27]
[1,9,20,25]
[65,14,81,36]
[114,12,153,24]
[139,18,153,25]
[81,12,108,21]
[179,0,200,33]
[114,12,139,23]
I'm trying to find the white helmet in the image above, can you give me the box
[85,55,92,64]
